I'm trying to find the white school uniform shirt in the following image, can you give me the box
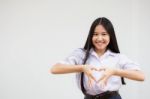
[58,48,140,95]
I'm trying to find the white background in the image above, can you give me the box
[0,0,150,99]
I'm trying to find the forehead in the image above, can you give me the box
[94,25,106,32]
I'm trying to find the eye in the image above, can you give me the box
[93,33,98,36]
[102,32,108,36]
[102,33,107,35]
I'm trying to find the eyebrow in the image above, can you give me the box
[93,32,107,33]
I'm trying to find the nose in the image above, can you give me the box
[97,34,103,41]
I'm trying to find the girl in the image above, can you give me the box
[50,17,145,99]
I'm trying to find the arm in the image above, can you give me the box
[50,63,97,87]
[115,69,145,81]
[50,63,83,74]
[116,54,145,81]
[98,67,145,84]
[97,68,145,88]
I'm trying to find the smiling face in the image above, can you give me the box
[92,25,110,55]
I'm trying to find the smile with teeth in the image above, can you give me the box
[96,42,104,45]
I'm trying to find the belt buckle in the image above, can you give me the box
[95,95,100,99]
[94,92,107,99]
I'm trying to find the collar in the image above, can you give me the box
[89,48,116,58]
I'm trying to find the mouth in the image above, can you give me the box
[95,42,104,45]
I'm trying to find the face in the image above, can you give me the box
[92,25,110,54]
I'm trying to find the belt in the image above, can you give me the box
[85,91,119,99]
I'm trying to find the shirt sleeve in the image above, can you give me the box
[58,48,85,65]
[118,54,141,70]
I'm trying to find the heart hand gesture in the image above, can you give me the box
[97,67,116,88]
[82,65,116,88]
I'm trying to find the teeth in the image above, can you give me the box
[96,42,104,45]
[97,42,103,43]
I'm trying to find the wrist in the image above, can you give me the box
[114,68,120,75]
[79,65,85,72]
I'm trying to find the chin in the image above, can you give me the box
[96,48,104,51]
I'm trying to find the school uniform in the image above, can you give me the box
[58,48,140,99]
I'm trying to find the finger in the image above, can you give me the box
[99,81,106,88]
[84,72,95,83]
[91,67,99,71]
[97,75,106,83]
[89,73,96,82]
[88,77,93,88]
[98,67,106,71]
[89,79,92,88]
[85,70,96,82]
[97,66,106,71]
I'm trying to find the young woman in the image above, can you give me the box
[50,17,145,99]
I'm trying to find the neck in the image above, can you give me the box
[94,49,107,57]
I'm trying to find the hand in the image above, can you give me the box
[97,67,116,88]
[82,65,97,88]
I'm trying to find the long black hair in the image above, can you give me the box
[83,17,120,65]
[84,17,119,53]
[81,17,125,94]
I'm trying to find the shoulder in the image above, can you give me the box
[108,50,128,60]
[107,50,120,57]
[117,53,128,60]
[108,50,126,58]
[70,48,86,58]
[72,48,85,54]
[116,53,135,64]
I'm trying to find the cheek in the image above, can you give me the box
[105,37,110,44]
[107,38,110,44]
[107,36,110,41]
[92,37,95,43]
